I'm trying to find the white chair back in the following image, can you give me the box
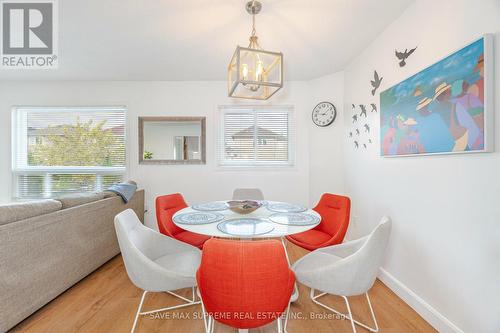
[232,188,265,200]
[114,209,199,292]
[292,216,391,332]
[346,216,392,294]
[293,216,392,297]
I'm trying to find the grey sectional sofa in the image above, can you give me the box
[0,190,145,332]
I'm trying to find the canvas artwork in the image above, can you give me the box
[380,37,492,156]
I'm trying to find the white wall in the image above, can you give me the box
[0,81,318,227]
[308,72,346,206]
[342,1,500,332]
[2,2,497,331]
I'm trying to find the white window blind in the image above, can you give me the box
[219,107,293,166]
[12,107,126,199]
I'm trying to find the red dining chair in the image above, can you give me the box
[197,238,295,332]
[155,193,210,249]
[286,193,351,251]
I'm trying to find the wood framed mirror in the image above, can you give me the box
[138,116,206,165]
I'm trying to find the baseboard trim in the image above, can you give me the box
[378,268,464,333]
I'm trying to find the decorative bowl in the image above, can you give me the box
[227,200,262,215]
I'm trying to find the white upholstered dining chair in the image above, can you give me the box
[114,209,202,333]
[232,188,265,200]
[291,216,392,333]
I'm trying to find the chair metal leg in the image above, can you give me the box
[131,288,200,332]
[281,237,300,303]
[200,290,217,333]
[200,297,212,333]
[139,299,200,316]
[281,237,291,265]
[131,291,148,333]
[277,316,283,333]
[210,316,215,333]
[365,293,379,332]
[164,289,201,305]
[283,301,291,333]
[343,296,358,333]
[310,289,379,333]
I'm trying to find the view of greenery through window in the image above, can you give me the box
[15,109,126,199]
[28,119,125,167]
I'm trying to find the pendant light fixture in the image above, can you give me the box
[228,1,283,100]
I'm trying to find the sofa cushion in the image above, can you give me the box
[0,200,63,226]
[57,193,105,209]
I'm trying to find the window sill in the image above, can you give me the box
[215,164,297,172]
[13,166,126,174]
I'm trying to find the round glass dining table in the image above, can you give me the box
[172,200,320,239]
[173,200,318,312]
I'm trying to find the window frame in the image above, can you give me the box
[217,105,295,168]
[11,106,128,199]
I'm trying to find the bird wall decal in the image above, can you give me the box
[370,103,378,113]
[363,143,367,149]
[364,124,370,133]
[354,141,359,149]
[352,114,358,123]
[359,105,368,118]
[371,70,383,96]
[355,128,360,135]
[349,131,353,138]
[395,47,417,67]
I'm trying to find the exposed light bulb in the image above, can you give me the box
[241,63,249,80]
[255,60,263,81]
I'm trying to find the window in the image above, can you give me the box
[218,106,293,167]
[12,107,126,199]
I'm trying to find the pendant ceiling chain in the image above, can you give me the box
[248,0,261,49]
[251,10,256,36]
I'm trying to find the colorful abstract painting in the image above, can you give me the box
[380,37,492,156]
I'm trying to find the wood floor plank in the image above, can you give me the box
[11,241,437,333]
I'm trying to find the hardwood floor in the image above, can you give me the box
[12,241,437,333]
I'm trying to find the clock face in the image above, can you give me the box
[312,102,337,127]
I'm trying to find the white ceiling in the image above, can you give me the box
[1,0,414,81]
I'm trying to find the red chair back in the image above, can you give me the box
[197,239,295,329]
[314,193,351,242]
[156,193,187,237]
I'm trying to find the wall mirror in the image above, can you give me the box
[139,117,206,164]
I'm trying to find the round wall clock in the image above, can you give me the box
[312,102,337,127]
